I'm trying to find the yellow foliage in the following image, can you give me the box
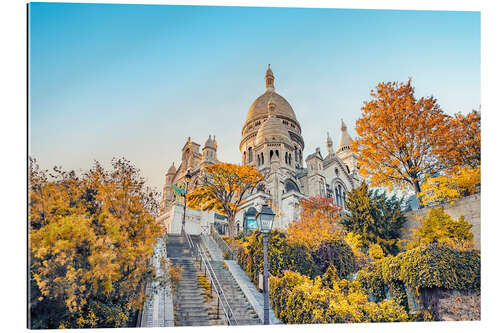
[186,163,263,238]
[368,244,385,261]
[407,207,474,250]
[29,158,165,328]
[419,166,480,206]
[270,270,409,324]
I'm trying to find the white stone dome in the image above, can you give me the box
[255,116,291,146]
[245,91,297,126]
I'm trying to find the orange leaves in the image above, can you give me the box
[187,163,263,238]
[434,110,481,171]
[353,79,450,195]
[29,158,165,328]
[287,196,342,250]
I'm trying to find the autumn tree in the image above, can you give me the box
[434,109,481,171]
[407,207,474,250]
[342,182,407,255]
[419,166,481,206]
[29,158,166,329]
[287,196,342,250]
[186,163,263,239]
[353,79,449,200]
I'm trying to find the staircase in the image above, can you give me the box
[200,234,261,325]
[166,233,261,326]
[167,234,225,326]
[209,261,261,325]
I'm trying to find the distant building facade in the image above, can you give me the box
[158,66,362,234]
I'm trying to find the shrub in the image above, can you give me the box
[313,240,357,279]
[269,270,409,324]
[408,207,474,250]
[234,229,357,283]
[356,244,480,315]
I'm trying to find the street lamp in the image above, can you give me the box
[181,170,192,234]
[256,203,275,325]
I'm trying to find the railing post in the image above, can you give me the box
[217,297,220,319]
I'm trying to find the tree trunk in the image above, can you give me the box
[413,179,422,208]
[419,287,441,320]
[228,214,235,239]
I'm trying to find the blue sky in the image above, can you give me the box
[28,3,480,191]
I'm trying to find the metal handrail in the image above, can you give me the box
[210,225,235,260]
[197,243,238,326]
[182,229,196,256]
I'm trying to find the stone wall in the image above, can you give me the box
[438,289,480,321]
[403,194,481,249]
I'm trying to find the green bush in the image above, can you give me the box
[269,270,409,324]
[356,244,480,310]
[234,230,356,283]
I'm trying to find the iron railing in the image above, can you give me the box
[210,225,235,260]
[197,243,238,326]
[181,230,237,325]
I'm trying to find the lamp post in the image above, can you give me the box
[256,204,275,325]
[181,170,192,234]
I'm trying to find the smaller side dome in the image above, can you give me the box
[204,134,216,149]
[167,162,176,175]
[336,119,353,153]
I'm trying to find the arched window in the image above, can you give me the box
[285,179,300,193]
[270,150,274,160]
[243,151,246,164]
[335,183,346,209]
[248,147,253,162]
[275,150,279,158]
[261,152,264,165]
[294,146,298,161]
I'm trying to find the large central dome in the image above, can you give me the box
[240,65,305,165]
[245,90,298,125]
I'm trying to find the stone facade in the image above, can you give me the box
[159,66,362,234]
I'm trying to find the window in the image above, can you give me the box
[248,147,253,162]
[285,179,300,193]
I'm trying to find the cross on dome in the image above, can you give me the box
[265,64,275,92]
